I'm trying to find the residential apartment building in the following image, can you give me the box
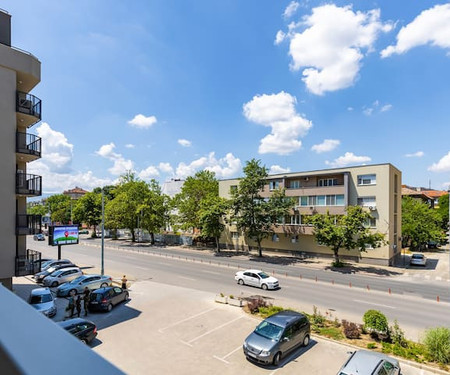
[0,10,42,289]
[219,163,402,266]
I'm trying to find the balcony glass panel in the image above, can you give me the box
[16,91,42,125]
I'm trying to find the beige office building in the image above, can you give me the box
[219,163,401,266]
[0,10,42,289]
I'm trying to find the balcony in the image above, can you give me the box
[15,249,42,276]
[16,132,41,162]
[16,214,41,235]
[16,91,42,127]
[16,173,42,196]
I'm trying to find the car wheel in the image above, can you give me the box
[51,281,58,287]
[238,279,244,285]
[124,292,129,301]
[302,334,310,347]
[107,303,113,312]
[261,284,268,290]
[101,282,108,288]
[81,339,87,345]
[273,352,281,366]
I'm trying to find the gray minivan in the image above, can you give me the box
[337,350,401,375]
[243,310,310,366]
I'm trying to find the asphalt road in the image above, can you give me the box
[31,238,450,340]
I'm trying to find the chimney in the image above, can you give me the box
[0,10,11,47]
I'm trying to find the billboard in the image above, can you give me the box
[49,225,79,246]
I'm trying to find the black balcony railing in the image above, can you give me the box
[16,91,42,125]
[16,173,42,196]
[16,214,41,235]
[15,249,42,276]
[16,132,41,159]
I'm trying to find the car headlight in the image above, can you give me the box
[260,350,271,357]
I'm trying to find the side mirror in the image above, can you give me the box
[282,337,290,342]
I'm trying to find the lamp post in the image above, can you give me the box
[101,188,104,276]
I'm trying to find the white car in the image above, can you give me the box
[235,269,279,290]
[43,267,83,287]
[28,287,57,317]
[410,253,427,267]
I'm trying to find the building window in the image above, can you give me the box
[316,195,326,206]
[269,180,281,190]
[288,180,300,189]
[336,195,345,206]
[318,178,338,187]
[357,174,376,185]
[285,214,300,225]
[272,234,279,242]
[394,174,398,193]
[364,217,376,228]
[300,196,308,206]
[231,232,239,240]
[291,235,298,243]
[230,185,237,194]
[300,195,345,206]
[357,196,376,207]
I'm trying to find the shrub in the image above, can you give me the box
[333,317,341,328]
[246,296,268,314]
[423,327,450,364]
[319,327,344,340]
[367,342,377,349]
[258,305,284,319]
[342,320,361,339]
[390,320,407,347]
[311,305,325,327]
[363,310,389,338]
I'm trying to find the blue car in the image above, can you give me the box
[56,274,112,297]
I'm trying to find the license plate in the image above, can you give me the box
[90,301,98,304]
[247,351,256,358]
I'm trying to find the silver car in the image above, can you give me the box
[243,310,310,366]
[337,350,401,375]
[28,287,57,317]
[410,253,427,267]
[56,274,113,297]
[43,267,83,287]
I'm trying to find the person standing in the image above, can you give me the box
[67,295,75,319]
[83,287,90,316]
[121,275,128,290]
[75,295,82,318]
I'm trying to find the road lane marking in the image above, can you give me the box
[353,299,396,309]
[187,316,244,344]
[158,307,217,333]
[201,270,220,275]
[178,276,195,281]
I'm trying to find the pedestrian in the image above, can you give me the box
[121,275,128,289]
[67,294,75,318]
[83,287,90,316]
[75,295,82,318]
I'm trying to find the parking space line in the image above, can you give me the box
[212,355,229,364]
[222,345,242,361]
[158,307,217,333]
[187,316,244,344]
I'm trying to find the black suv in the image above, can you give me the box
[58,318,97,345]
[88,286,129,312]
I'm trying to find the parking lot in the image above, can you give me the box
[14,276,443,375]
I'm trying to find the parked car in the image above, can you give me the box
[56,274,113,297]
[43,267,83,287]
[38,259,72,273]
[235,269,279,290]
[28,287,57,318]
[410,253,427,267]
[34,263,77,283]
[337,350,401,375]
[88,286,129,312]
[427,241,439,249]
[79,229,89,234]
[243,310,310,366]
[33,233,45,241]
[57,318,97,345]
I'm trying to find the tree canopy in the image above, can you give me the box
[46,194,72,224]
[72,192,102,235]
[308,205,385,265]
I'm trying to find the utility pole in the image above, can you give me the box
[101,189,104,276]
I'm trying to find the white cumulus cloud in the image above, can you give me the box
[138,165,160,180]
[243,91,312,155]
[381,4,450,58]
[269,165,291,174]
[125,144,135,149]
[158,162,174,174]
[325,152,371,168]
[311,139,340,153]
[405,151,424,158]
[275,30,286,45]
[282,4,393,95]
[428,151,450,172]
[96,142,134,176]
[128,114,158,129]
[284,1,300,19]
[178,139,192,147]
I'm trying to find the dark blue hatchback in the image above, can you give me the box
[88,286,129,312]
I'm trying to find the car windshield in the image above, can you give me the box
[412,254,423,259]
[254,321,283,340]
[257,271,270,279]
[68,276,85,284]
[30,294,52,304]
[90,293,104,302]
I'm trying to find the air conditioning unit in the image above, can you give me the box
[368,206,376,211]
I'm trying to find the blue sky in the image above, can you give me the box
[6,0,450,193]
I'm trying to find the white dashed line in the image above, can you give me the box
[353,299,396,309]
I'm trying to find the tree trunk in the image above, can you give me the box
[215,236,220,253]
[257,239,262,257]
[333,248,340,264]
[131,228,136,242]
[150,232,155,245]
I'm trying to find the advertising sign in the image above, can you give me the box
[49,225,79,246]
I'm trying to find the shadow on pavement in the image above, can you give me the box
[324,264,403,276]
[87,300,142,331]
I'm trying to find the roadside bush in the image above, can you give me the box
[258,305,284,319]
[367,342,377,349]
[390,320,407,347]
[342,320,361,339]
[363,310,389,339]
[311,305,325,327]
[423,327,450,364]
[246,296,269,314]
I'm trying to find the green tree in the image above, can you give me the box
[105,172,149,242]
[198,196,229,252]
[27,203,47,216]
[230,159,294,257]
[72,192,102,236]
[139,179,170,244]
[402,196,445,250]
[308,205,385,265]
[46,194,71,224]
[174,170,219,231]
[437,194,449,231]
